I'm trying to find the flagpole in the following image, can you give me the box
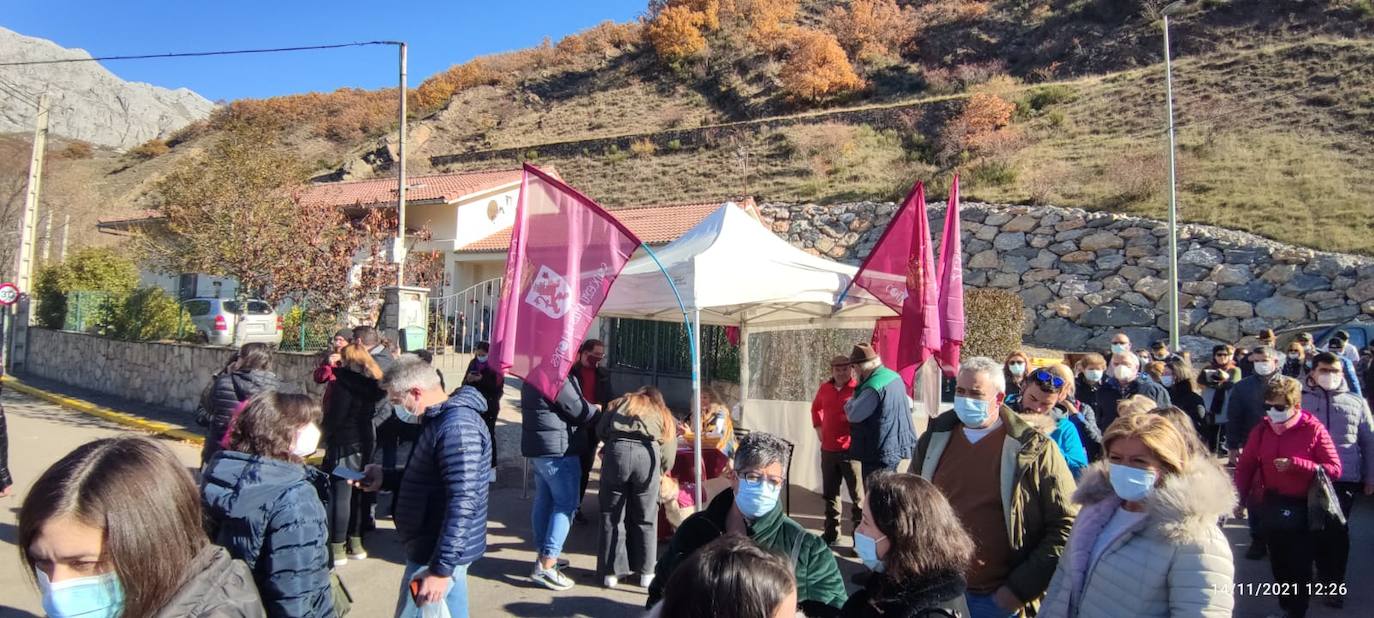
[639,244,704,509]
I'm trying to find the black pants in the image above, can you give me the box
[1314,481,1361,588]
[326,451,367,544]
[0,397,11,491]
[1268,524,1316,617]
[597,440,659,577]
[482,410,498,468]
[1201,422,1223,454]
[578,436,599,506]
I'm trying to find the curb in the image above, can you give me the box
[2,375,206,445]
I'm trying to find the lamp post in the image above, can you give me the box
[1161,0,1190,352]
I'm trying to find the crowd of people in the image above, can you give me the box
[9,321,1374,618]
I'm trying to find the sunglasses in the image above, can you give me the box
[1029,368,1065,392]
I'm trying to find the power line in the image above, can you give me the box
[0,78,39,105]
[0,41,401,67]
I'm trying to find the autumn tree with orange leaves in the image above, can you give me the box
[826,0,919,64]
[778,29,864,102]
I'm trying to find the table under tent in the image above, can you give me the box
[598,202,919,507]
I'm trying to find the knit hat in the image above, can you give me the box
[849,343,878,364]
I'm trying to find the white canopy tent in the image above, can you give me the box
[599,203,896,502]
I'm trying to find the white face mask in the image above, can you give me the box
[292,423,322,457]
[1084,369,1104,383]
[1112,365,1137,383]
[1316,373,1343,391]
[1267,406,1293,424]
[1253,361,1276,376]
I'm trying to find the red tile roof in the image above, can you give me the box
[457,198,753,254]
[296,169,524,209]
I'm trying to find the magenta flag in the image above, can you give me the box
[870,316,915,388]
[936,175,965,377]
[853,181,941,388]
[491,164,642,400]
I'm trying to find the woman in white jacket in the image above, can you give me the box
[1041,413,1236,618]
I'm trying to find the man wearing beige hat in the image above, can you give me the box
[843,343,917,485]
[810,355,862,545]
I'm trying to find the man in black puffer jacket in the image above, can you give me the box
[365,357,490,617]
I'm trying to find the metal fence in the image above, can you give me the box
[608,317,740,382]
[62,291,111,333]
[430,277,503,353]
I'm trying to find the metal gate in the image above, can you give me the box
[430,277,503,353]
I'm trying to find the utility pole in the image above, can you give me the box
[59,213,70,261]
[40,211,51,263]
[395,42,408,287]
[15,93,48,295]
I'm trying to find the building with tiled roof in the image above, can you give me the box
[455,198,755,255]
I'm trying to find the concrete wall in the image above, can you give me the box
[23,328,326,414]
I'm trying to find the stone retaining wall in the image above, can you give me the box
[757,201,1374,357]
[23,329,327,414]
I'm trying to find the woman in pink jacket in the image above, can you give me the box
[1234,376,1342,618]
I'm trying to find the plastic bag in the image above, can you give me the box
[408,567,452,618]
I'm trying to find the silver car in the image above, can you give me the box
[183,298,283,347]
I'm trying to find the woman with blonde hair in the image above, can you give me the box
[597,386,679,589]
[321,342,386,565]
[1041,414,1236,617]
[1116,394,1157,419]
[1004,350,1030,400]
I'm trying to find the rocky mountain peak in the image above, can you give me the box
[0,27,215,149]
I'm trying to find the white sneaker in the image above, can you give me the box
[602,575,619,589]
[639,574,654,588]
[532,565,574,591]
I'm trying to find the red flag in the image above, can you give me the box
[870,316,914,388]
[936,175,965,377]
[491,164,642,400]
[854,181,941,388]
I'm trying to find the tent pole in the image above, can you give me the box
[636,244,701,508]
[691,308,704,509]
[738,322,750,419]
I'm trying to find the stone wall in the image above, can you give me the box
[23,329,326,414]
[757,201,1374,357]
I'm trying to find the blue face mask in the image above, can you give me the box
[854,530,887,572]
[475,355,488,363]
[394,403,423,425]
[1108,463,1158,502]
[953,396,991,427]
[37,569,125,618]
[734,477,781,520]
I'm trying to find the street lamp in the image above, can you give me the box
[1161,0,1191,352]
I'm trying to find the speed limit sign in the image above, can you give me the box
[0,282,19,306]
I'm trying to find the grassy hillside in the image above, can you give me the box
[25,0,1374,257]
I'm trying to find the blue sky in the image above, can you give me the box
[3,0,645,102]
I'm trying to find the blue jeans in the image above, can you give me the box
[965,592,1018,618]
[398,562,469,618]
[531,455,582,559]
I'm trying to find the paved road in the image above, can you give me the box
[3,386,1372,617]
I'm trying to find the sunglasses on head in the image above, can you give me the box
[1029,368,1065,392]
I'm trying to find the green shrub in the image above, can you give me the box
[969,160,1018,186]
[101,287,187,342]
[1046,110,1066,128]
[279,305,342,351]
[1026,85,1075,110]
[963,288,1025,361]
[34,248,141,329]
[667,138,683,151]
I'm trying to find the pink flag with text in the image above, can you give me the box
[936,175,965,377]
[491,164,642,400]
[854,181,941,389]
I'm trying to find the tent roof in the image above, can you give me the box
[599,203,894,328]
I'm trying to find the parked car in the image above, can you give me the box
[183,298,283,347]
[1277,320,1374,351]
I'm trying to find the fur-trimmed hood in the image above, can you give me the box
[1072,456,1236,544]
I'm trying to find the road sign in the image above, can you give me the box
[0,282,18,306]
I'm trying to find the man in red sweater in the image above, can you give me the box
[811,355,861,546]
